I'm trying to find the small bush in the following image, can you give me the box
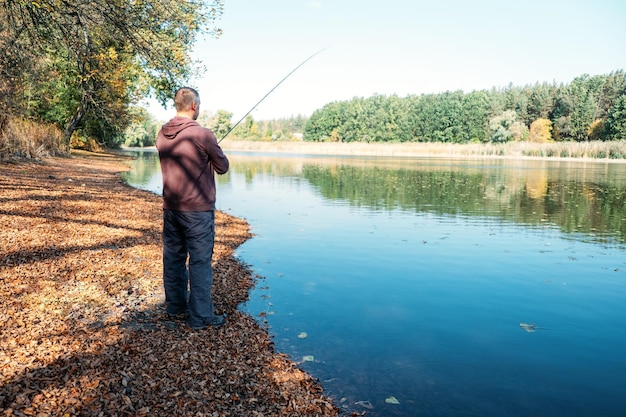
[70,133,104,152]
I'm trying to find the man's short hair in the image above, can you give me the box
[174,87,200,112]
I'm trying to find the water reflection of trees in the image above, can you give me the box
[119,150,160,187]
[222,158,304,184]
[128,152,626,243]
[300,163,626,243]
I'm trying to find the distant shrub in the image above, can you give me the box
[529,118,552,143]
[588,119,605,141]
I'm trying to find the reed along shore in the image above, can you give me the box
[221,139,626,161]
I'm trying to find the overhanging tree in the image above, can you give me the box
[1,0,224,147]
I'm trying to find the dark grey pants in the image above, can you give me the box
[162,209,216,328]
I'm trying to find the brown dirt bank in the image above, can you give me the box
[0,152,340,416]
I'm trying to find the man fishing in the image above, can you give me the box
[156,87,229,330]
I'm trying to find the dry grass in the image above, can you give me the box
[0,118,68,160]
[222,140,626,161]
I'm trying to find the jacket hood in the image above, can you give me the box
[161,116,198,140]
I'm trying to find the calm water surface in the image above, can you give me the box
[122,150,626,417]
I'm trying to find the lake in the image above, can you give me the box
[122,149,626,417]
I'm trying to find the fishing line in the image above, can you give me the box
[218,47,328,143]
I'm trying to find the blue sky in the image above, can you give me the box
[148,0,626,121]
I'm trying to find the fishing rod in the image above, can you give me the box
[218,47,327,143]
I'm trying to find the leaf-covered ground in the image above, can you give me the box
[0,152,340,416]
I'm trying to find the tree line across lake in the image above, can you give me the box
[301,71,626,144]
[173,70,625,146]
[139,70,624,147]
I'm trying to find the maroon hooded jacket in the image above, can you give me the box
[156,116,229,212]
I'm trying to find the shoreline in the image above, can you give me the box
[219,140,626,163]
[0,152,340,416]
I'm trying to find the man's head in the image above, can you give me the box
[174,87,201,120]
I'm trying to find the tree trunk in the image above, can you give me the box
[63,105,85,147]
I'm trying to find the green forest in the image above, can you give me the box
[186,70,626,146]
[302,71,626,144]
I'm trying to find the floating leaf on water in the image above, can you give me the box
[302,355,315,362]
[355,400,374,409]
[298,332,308,339]
[520,323,537,332]
[385,396,400,404]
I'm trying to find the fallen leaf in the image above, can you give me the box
[385,396,400,404]
[0,155,341,417]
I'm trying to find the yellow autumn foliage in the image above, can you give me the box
[588,119,605,141]
[529,118,553,143]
